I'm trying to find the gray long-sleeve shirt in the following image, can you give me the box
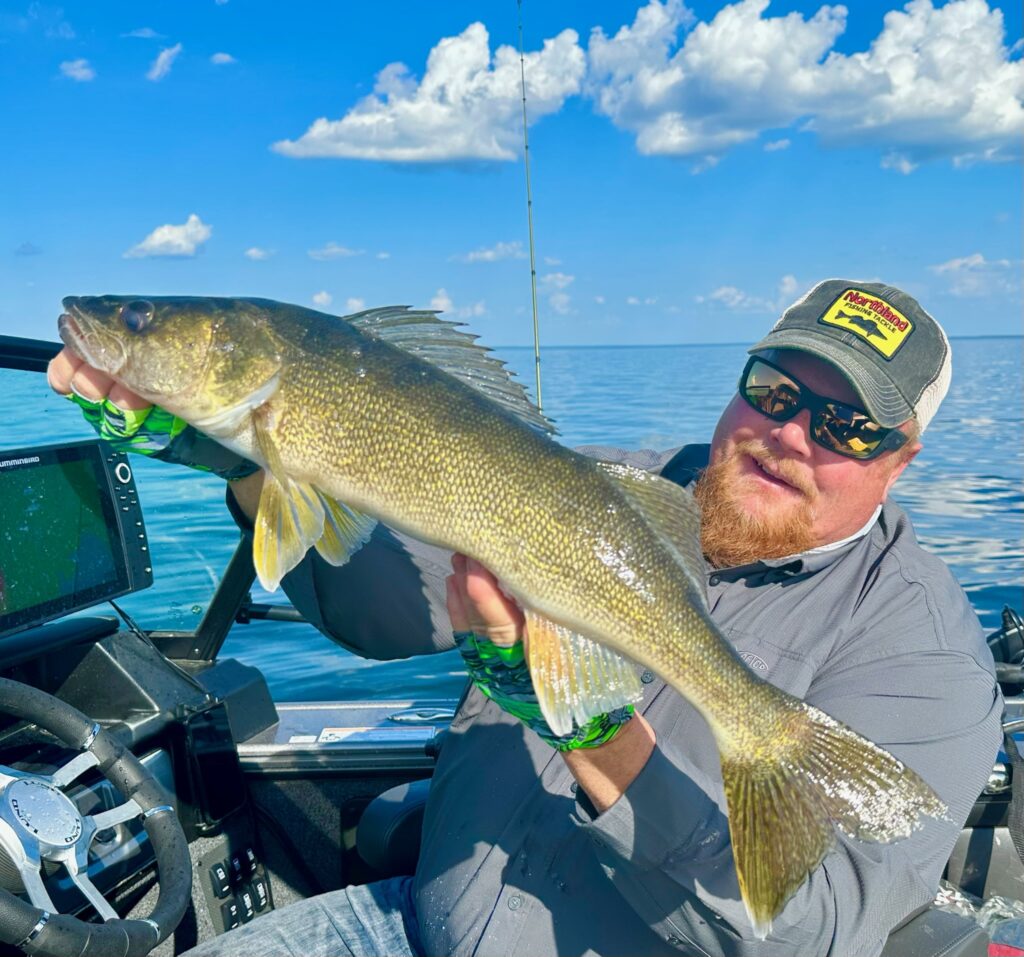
[264,443,1001,957]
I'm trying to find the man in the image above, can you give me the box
[49,279,1000,956]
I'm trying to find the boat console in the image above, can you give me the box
[0,438,280,955]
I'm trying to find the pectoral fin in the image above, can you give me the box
[314,492,378,566]
[523,610,643,737]
[250,413,376,590]
[253,473,325,591]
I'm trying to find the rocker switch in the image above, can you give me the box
[210,862,231,899]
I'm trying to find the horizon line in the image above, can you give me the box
[492,334,1024,349]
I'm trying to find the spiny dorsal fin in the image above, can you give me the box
[524,609,643,735]
[597,461,708,604]
[342,306,555,435]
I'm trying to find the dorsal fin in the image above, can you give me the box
[342,306,556,435]
[597,461,709,604]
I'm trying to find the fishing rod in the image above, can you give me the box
[517,0,543,413]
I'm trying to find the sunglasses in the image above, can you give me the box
[738,356,909,461]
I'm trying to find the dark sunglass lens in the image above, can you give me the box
[815,404,884,458]
[743,361,801,420]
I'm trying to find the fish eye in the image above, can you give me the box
[120,300,154,333]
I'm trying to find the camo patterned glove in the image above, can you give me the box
[454,630,634,751]
[67,392,260,481]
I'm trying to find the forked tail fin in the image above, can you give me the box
[719,701,948,939]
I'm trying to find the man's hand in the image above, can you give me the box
[47,348,261,489]
[48,347,151,410]
[446,555,654,811]
[446,553,524,647]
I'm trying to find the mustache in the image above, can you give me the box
[734,440,817,499]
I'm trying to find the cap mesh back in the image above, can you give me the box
[915,316,951,432]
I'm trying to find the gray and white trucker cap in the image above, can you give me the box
[748,279,952,431]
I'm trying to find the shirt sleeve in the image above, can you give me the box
[225,485,455,659]
[571,575,1001,955]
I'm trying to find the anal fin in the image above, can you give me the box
[524,610,643,736]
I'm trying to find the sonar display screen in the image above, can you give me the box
[0,443,139,637]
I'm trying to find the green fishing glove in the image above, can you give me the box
[454,630,634,751]
[66,392,260,481]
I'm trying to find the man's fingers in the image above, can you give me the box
[47,348,151,411]
[446,576,470,633]
[46,348,84,394]
[107,382,151,411]
[68,364,116,402]
[463,558,524,646]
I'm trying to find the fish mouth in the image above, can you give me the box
[58,300,126,375]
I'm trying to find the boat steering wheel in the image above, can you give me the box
[0,677,191,956]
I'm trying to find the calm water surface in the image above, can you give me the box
[2,337,1021,701]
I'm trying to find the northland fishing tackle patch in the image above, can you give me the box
[818,288,914,359]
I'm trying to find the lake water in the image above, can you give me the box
[2,337,1021,702]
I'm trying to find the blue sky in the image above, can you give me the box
[1,0,1021,346]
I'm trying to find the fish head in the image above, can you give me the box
[59,295,283,419]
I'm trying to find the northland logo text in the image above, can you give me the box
[0,456,41,469]
[843,291,908,331]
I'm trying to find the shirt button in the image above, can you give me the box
[709,575,721,586]
[640,670,654,684]
[569,781,578,794]
[667,935,682,946]
[508,894,523,911]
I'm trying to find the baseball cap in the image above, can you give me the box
[748,279,951,431]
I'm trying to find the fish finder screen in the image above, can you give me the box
[0,444,133,637]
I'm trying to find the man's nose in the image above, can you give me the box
[769,411,813,457]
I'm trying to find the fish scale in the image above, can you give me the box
[58,293,948,937]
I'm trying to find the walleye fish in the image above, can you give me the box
[58,295,946,935]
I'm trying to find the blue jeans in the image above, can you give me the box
[185,877,421,957]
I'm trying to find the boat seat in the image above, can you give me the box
[357,782,989,956]
[357,778,431,876]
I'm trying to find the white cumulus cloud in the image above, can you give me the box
[244,247,272,260]
[587,0,1023,170]
[764,138,790,152]
[430,288,485,318]
[345,297,366,312]
[308,242,364,261]
[312,291,333,307]
[697,274,802,312]
[541,272,575,290]
[273,22,585,162]
[452,240,526,263]
[123,28,162,39]
[930,252,1018,296]
[124,213,211,259]
[541,272,575,314]
[211,52,236,65]
[147,43,182,82]
[60,59,95,82]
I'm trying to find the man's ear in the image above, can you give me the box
[882,441,922,498]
